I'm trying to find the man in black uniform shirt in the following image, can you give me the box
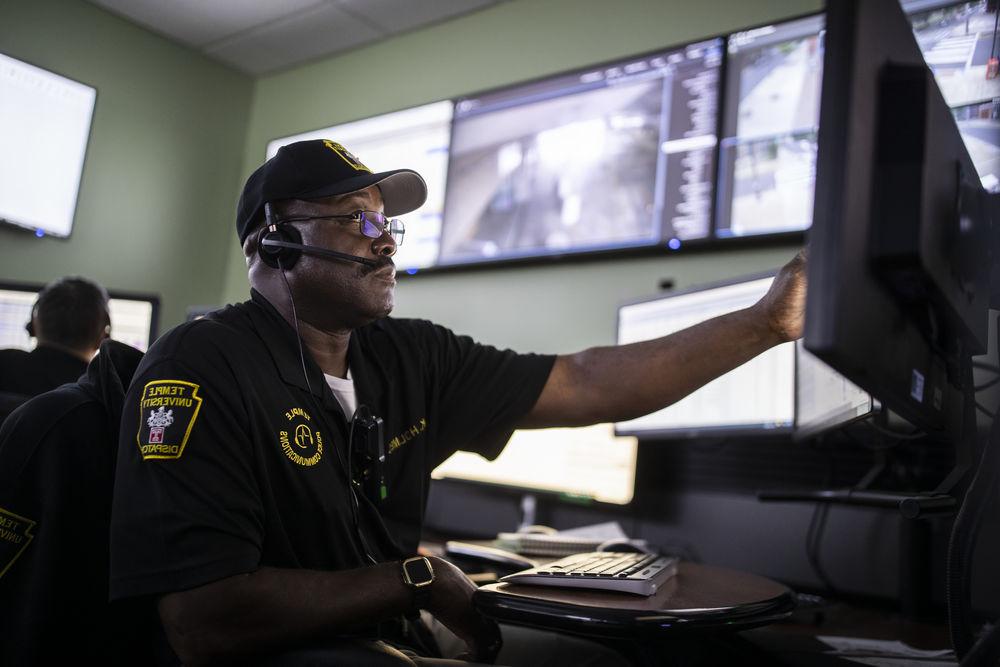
[0,276,111,422]
[111,139,806,666]
[0,340,152,665]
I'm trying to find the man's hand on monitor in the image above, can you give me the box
[426,557,503,663]
[755,249,807,343]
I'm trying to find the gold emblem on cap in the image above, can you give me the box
[323,140,371,173]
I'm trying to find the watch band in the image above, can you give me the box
[401,556,435,612]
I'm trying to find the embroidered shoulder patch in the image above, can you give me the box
[0,506,36,579]
[136,380,203,460]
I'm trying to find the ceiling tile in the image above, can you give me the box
[337,0,503,34]
[88,0,326,48]
[203,2,383,75]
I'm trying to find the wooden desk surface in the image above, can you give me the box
[474,561,796,639]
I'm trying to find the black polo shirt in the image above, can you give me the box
[0,341,152,665]
[110,290,554,602]
[0,345,88,404]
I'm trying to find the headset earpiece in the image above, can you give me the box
[25,303,37,338]
[258,224,303,270]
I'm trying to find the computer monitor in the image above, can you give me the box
[715,14,826,239]
[431,423,638,505]
[805,0,995,439]
[795,339,874,439]
[615,272,874,438]
[0,52,96,238]
[266,100,454,272]
[0,282,160,352]
[439,38,723,267]
[616,274,794,436]
[903,0,1000,109]
[952,99,1000,192]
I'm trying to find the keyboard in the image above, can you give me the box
[500,551,679,596]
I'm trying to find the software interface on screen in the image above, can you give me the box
[266,101,454,271]
[432,423,638,505]
[905,0,1000,108]
[716,15,826,239]
[0,287,157,352]
[439,39,723,266]
[953,99,1000,191]
[795,339,873,436]
[0,53,96,237]
[616,277,795,435]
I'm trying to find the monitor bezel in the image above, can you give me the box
[0,279,161,349]
[0,52,98,240]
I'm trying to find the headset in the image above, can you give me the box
[257,202,377,269]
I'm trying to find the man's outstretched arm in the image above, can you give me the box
[521,251,807,428]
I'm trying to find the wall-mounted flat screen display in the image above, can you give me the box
[0,53,96,238]
[439,39,723,266]
[904,0,1000,108]
[715,14,826,239]
[952,98,1000,191]
[266,100,454,271]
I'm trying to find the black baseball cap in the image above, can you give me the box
[236,139,427,244]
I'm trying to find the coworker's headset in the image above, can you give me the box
[257,202,377,270]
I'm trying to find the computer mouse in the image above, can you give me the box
[596,539,650,553]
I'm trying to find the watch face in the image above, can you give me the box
[403,557,434,586]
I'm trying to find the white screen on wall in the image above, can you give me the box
[266,101,454,271]
[0,53,96,238]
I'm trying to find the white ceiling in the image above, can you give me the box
[86,0,508,75]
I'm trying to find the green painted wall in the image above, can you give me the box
[222,0,820,352]
[0,0,252,329]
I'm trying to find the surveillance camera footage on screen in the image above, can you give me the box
[438,39,723,266]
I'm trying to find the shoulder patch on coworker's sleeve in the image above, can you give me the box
[0,506,36,579]
[136,380,203,461]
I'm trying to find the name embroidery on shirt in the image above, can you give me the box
[388,417,427,454]
[0,507,36,579]
[280,407,323,467]
[136,380,203,460]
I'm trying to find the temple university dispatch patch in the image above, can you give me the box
[136,380,203,460]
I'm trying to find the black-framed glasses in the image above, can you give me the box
[276,210,405,246]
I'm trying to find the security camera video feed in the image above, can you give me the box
[439,39,723,266]
[716,15,825,239]
[266,101,454,272]
[905,0,1000,108]
[953,98,1000,191]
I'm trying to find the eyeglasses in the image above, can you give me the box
[275,210,405,246]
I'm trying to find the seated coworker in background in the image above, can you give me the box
[110,140,806,666]
[0,276,111,422]
[0,340,153,665]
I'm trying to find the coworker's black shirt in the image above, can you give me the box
[0,341,152,665]
[111,290,555,603]
[0,345,89,396]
